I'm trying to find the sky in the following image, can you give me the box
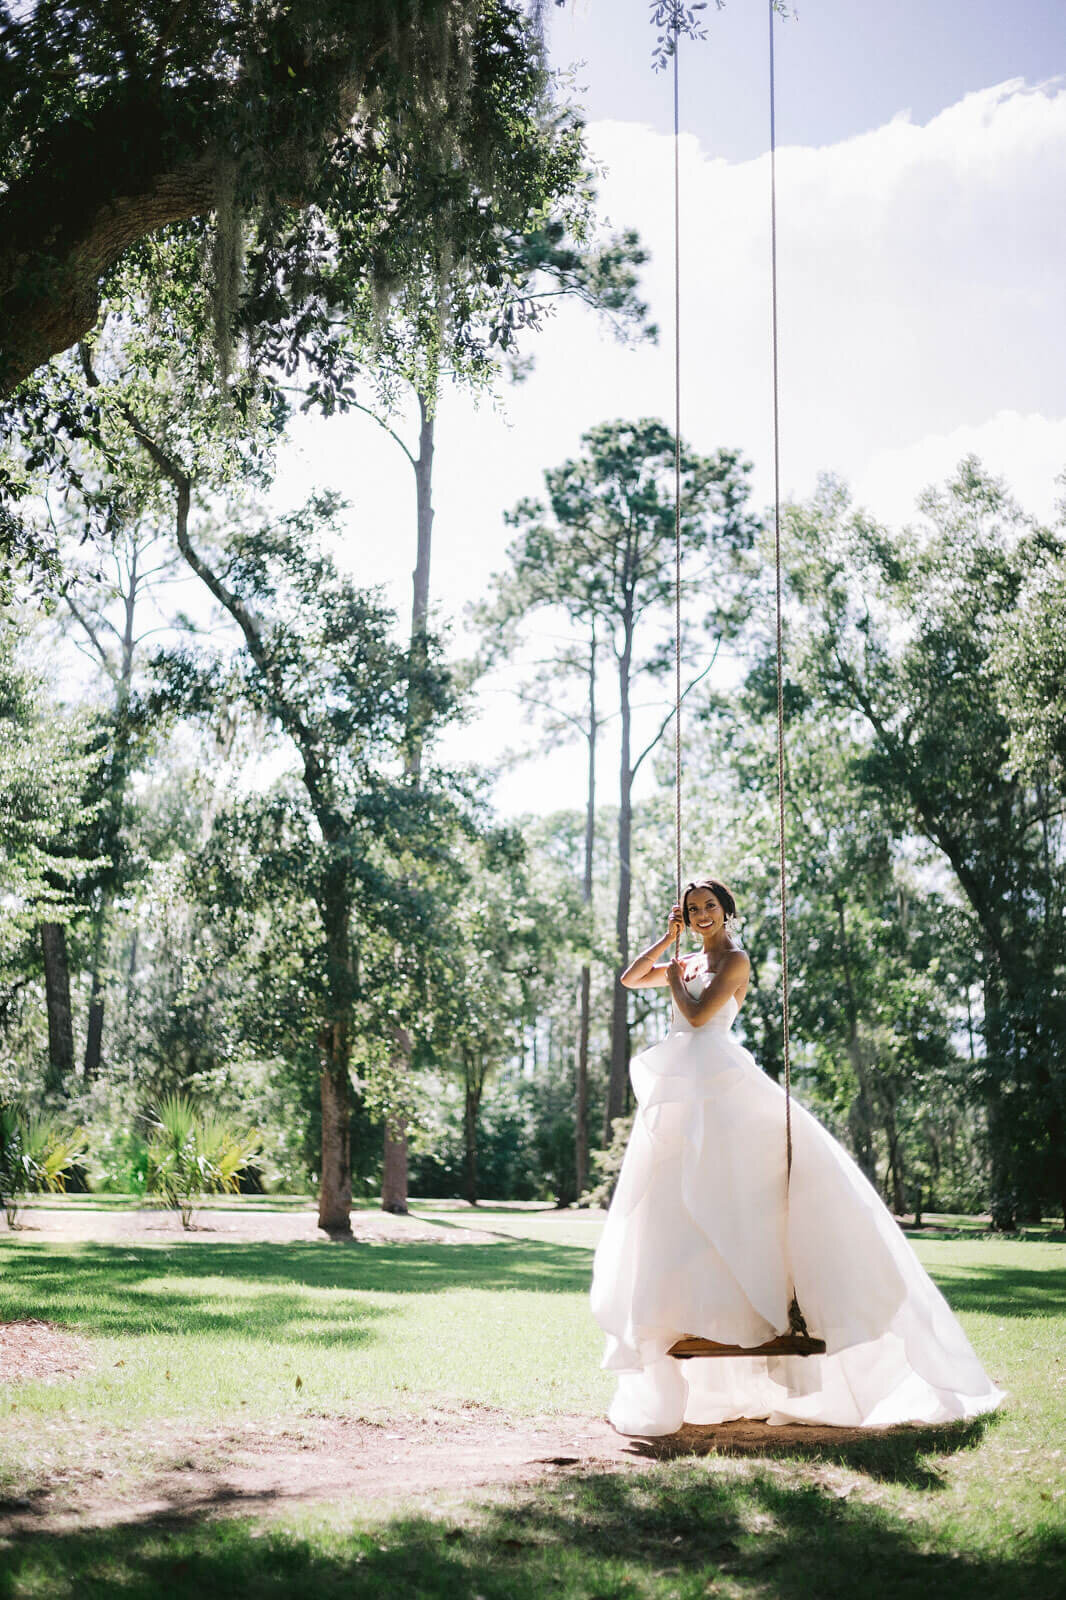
[270,0,1065,820]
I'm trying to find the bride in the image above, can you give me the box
[590,877,1005,1436]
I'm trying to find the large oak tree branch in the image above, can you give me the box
[0,17,375,398]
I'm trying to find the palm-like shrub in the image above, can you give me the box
[145,1094,261,1229]
[0,1104,88,1227]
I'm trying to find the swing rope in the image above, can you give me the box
[672,38,684,952]
[767,0,810,1343]
[668,2,820,1360]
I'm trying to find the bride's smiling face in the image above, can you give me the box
[685,887,725,937]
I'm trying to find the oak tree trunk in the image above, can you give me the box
[317,871,355,1236]
[318,1029,353,1236]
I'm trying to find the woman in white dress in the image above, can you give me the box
[590,877,1005,1436]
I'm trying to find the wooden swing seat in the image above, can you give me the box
[669,1333,826,1360]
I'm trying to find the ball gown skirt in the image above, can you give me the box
[590,966,1005,1436]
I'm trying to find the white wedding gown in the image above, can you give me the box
[590,955,1004,1435]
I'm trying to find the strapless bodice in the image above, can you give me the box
[671,957,739,1033]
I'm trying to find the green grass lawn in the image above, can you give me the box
[0,1208,1064,1598]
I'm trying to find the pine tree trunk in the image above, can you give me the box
[836,898,877,1183]
[463,1069,480,1207]
[41,922,75,1094]
[575,629,597,1198]
[407,388,435,782]
[576,964,591,1197]
[885,1116,906,1214]
[605,611,633,1136]
[83,983,104,1080]
[82,912,107,1078]
[983,964,1016,1229]
[382,388,436,1210]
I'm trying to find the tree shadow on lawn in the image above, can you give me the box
[1,1238,1053,1351]
[0,1239,596,1346]
[628,1414,997,1488]
[1,1458,1062,1600]
[918,1260,1066,1319]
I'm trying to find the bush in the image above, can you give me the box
[145,1093,262,1228]
[0,1103,88,1227]
[82,1124,150,1196]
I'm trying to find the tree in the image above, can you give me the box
[484,418,757,1134]
[52,515,183,1078]
[780,463,1066,1226]
[0,617,98,1094]
[698,682,973,1209]
[407,828,557,1204]
[151,482,463,1233]
[333,218,653,1211]
[993,516,1066,789]
[0,2,583,400]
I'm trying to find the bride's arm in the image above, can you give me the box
[668,950,750,1025]
[621,904,685,988]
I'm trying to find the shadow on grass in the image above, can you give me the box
[0,1234,1055,1355]
[0,1238,595,1347]
[919,1260,1066,1319]
[0,1458,1062,1600]
[627,1414,997,1487]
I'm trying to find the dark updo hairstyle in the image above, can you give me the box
[682,877,738,927]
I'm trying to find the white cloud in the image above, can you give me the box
[277,79,1066,816]
[854,410,1066,528]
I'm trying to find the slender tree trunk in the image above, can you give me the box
[407,387,435,780]
[575,628,597,1197]
[382,387,437,1212]
[983,961,1016,1230]
[576,966,592,1194]
[125,928,139,1013]
[884,1113,906,1214]
[317,876,354,1236]
[41,922,75,1095]
[80,551,139,1079]
[83,959,105,1080]
[836,898,877,1183]
[381,1026,412,1214]
[463,1054,480,1206]
[606,608,634,1137]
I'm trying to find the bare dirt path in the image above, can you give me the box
[0,1405,883,1540]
